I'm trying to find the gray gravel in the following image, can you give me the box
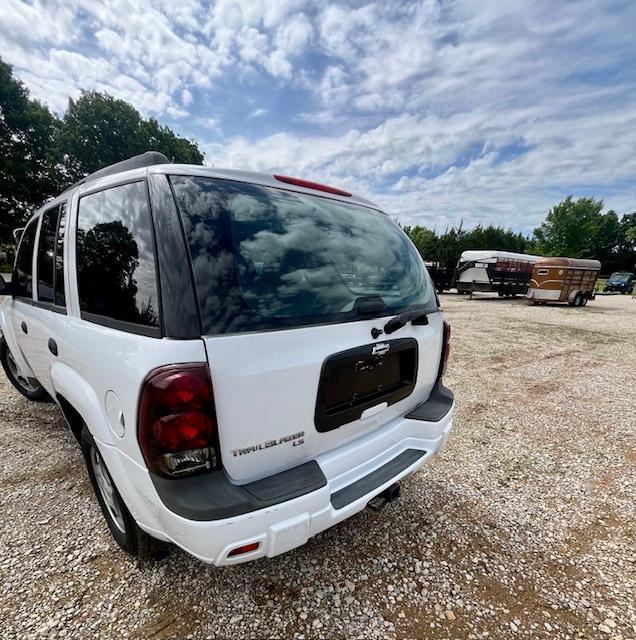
[1,293,635,640]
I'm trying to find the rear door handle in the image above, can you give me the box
[21,321,28,334]
[48,339,58,356]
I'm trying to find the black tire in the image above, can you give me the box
[80,426,169,560]
[0,337,50,402]
[574,293,584,307]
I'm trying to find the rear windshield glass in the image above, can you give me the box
[170,176,434,335]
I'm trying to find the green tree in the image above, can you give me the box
[590,210,623,273]
[0,59,61,242]
[403,225,437,260]
[618,212,636,271]
[140,118,203,165]
[55,92,203,183]
[533,196,603,257]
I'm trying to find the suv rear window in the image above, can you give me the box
[170,176,434,335]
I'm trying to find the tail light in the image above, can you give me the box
[138,364,220,478]
[439,321,451,379]
[273,174,352,197]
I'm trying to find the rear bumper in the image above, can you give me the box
[102,386,454,566]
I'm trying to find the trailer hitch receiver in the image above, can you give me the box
[367,482,401,512]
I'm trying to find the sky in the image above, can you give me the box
[2,0,636,233]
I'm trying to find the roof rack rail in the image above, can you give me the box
[63,151,171,193]
[85,150,170,183]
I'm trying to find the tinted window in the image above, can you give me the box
[55,203,67,306]
[37,206,57,303]
[77,182,159,329]
[171,176,434,335]
[14,217,38,298]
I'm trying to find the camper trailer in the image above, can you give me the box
[527,257,601,306]
[452,251,541,296]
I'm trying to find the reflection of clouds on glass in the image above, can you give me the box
[231,194,269,222]
[171,175,432,335]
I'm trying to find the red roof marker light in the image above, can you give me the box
[273,174,352,197]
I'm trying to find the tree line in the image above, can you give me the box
[405,199,635,275]
[1,57,634,274]
[0,57,202,251]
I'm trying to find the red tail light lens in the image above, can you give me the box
[138,364,219,478]
[440,321,451,379]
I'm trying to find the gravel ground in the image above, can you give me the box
[1,293,635,640]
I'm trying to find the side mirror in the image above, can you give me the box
[0,251,7,265]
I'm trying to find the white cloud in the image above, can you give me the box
[195,117,220,132]
[1,0,635,232]
[248,108,268,119]
[181,88,193,106]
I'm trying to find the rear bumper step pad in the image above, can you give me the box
[406,381,454,422]
[330,448,426,510]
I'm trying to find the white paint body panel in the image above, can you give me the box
[98,407,453,565]
[0,162,454,565]
[527,288,560,301]
[457,265,491,285]
[205,312,444,484]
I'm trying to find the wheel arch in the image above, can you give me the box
[56,393,85,444]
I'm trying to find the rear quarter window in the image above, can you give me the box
[14,217,38,298]
[76,181,160,332]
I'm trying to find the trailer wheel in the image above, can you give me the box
[581,294,588,306]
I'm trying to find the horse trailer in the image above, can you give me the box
[527,257,601,306]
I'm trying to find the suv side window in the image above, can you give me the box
[14,217,38,298]
[55,203,68,307]
[76,181,160,332]
[37,205,58,303]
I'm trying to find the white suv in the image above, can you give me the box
[0,152,453,565]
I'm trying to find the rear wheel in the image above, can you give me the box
[0,338,50,401]
[81,426,168,560]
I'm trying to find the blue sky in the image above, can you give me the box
[2,0,636,233]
